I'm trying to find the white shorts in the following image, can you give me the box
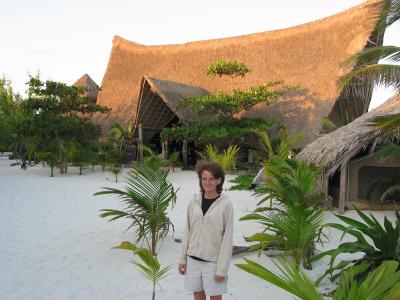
[184,256,228,296]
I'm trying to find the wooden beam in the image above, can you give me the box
[182,139,188,170]
[339,162,348,213]
[138,124,144,162]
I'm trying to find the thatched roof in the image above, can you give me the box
[134,76,209,132]
[73,74,100,103]
[298,93,400,176]
[96,0,382,146]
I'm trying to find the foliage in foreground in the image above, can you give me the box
[236,258,400,300]
[94,164,177,255]
[313,209,400,282]
[241,158,325,269]
[115,241,171,300]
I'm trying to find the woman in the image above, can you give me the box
[178,162,234,300]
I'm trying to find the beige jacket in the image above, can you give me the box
[179,193,234,277]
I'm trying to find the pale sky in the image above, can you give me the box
[1,0,399,109]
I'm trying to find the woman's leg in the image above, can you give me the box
[194,291,206,300]
[210,296,222,300]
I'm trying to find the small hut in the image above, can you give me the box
[73,74,100,103]
[298,94,400,211]
[134,76,208,143]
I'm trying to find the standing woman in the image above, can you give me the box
[178,162,234,300]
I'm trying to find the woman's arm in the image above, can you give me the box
[215,201,234,277]
[179,199,191,265]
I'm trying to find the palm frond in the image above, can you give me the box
[94,164,177,255]
[338,64,400,97]
[344,46,400,66]
[236,258,324,300]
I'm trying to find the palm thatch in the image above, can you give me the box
[96,0,383,147]
[73,74,100,103]
[133,76,209,141]
[298,93,400,210]
[298,93,400,176]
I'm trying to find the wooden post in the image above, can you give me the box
[182,139,188,170]
[138,124,144,162]
[161,139,168,160]
[339,162,348,213]
[248,150,253,164]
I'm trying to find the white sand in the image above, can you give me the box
[0,159,397,299]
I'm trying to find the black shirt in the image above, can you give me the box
[189,194,220,262]
[201,194,220,215]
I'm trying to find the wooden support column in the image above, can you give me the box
[161,139,169,160]
[248,150,253,164]
[138,124,144,162]
[182,139,188,170]
[339,162,348,213]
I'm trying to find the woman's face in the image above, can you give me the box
[201,170,221,193]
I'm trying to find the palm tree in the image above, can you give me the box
[338,0,400,102]
[94,164,177,255]
[114,241,171,300]
[199,144,241,172]
[241,158,325,269]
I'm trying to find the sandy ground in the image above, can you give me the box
[0,159,397,300]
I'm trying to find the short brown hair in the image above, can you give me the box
[196,161,225,194]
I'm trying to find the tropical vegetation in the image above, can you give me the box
[114,241,171,300]
[236,258,400,300]
[94,164,177,255]
[313,209,400,282]
[241,157,325,269]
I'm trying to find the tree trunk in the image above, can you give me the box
[50,165,54,177]
[79,166,82,175]
[182,139,188,170]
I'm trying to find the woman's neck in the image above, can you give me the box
[203,191,219,198]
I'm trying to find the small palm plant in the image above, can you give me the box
[236,258,400,300]
[94,164,177,255]
[313,209,400,282]
[200,144,241,172]
[241,158,325,269]
[167,151,180,172]
[115,241,171,300]
[108,164,122,182]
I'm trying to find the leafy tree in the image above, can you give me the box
[0,78,27,155]
[205,60,251,78]
[19,76,110,175]
[177,80,290,118]
[161,117,277,147]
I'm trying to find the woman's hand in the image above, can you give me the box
[178,263,187,275]
[214,274,225,282]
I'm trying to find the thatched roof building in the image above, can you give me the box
[134,76,209,142]
[74,74,100,103]
[96,0,383,147]
[298,94,400,210]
